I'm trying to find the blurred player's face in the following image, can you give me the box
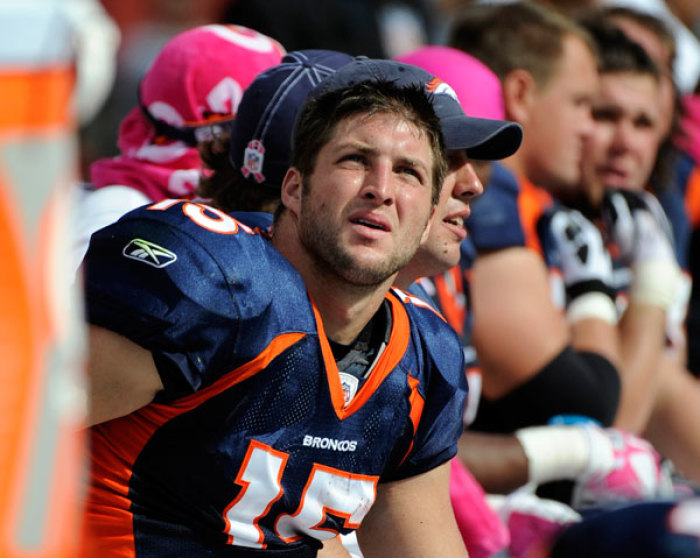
[400,150,483,281]
[609,16,676,139]
[580,72,661,201]
[521,35,598,191]
[297,111,435,286]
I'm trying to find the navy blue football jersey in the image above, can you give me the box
[653,150,695,270]
[82,199,467,557]
[467,162,556,256]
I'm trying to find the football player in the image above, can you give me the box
[80,59,520,557]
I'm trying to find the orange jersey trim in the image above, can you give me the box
[85,332,306,557]
[685,165,700,228]
[517,177,554,256]
[432,266,466,336]
[316,292,411,420]
[398,375,426,466]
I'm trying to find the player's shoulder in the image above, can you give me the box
[392,287,451,325]
[108,199,272,262]
[391,288,465,377]
[669,149,698,195]
[489,161,521,193]
[87,199,298,312]
[467,162,529,251]
[230,210,273,229]
[406,281,440,311]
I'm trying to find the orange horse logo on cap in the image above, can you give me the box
[425,77,460,102]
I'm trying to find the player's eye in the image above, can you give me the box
[634,116,655,130]
[338,153,366,165]
[592,107,619,123]
[397,165,423,184]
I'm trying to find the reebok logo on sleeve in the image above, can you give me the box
[123,239,177,268]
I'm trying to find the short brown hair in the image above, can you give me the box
[291,80,447,207]
[598,5,676,70]
[449,1,598,88]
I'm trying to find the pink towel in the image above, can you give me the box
[450,458,510,558]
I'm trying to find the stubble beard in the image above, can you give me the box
[298,202,424,288]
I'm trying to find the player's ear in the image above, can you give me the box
[420,206,436,245]
[502,68,535,125]
[281,167,303,216]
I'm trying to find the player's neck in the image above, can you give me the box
[506,152,577,196]
[394,250,439,291]
[307,277,393,345]
[273,218,394,345]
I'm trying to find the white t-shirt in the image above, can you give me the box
[71,184,151,276]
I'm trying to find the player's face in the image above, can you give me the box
[610,16,676,138]
[410,150,483,274]
[299,111,435,286]
[580,72,661,199]
[523,35,598,190]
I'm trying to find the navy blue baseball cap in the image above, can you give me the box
[309,57,523,161]
[230,49,354,189]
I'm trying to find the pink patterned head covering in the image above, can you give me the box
[395,45,505,121]
[90,24,285,200]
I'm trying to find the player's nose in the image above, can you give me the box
[361,162,395,206]
[453,160,483,201]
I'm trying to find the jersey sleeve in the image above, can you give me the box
[83,207,244,399]
[467,162,527,251]
[385,308,468,482]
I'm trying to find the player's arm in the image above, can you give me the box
[614,303,667,431]
[603,191,680,432]
[469,243,621,429]
[458,425,672,508]
[457,431,530,494]
[87,325,163,425]
[645,351,700,483]
[318,536,352,558]
[547,209,621,367]
[356,461,469,557]
[470,247,571,398]
[82,207,243,426]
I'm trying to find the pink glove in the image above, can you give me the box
[571,428,674,508]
